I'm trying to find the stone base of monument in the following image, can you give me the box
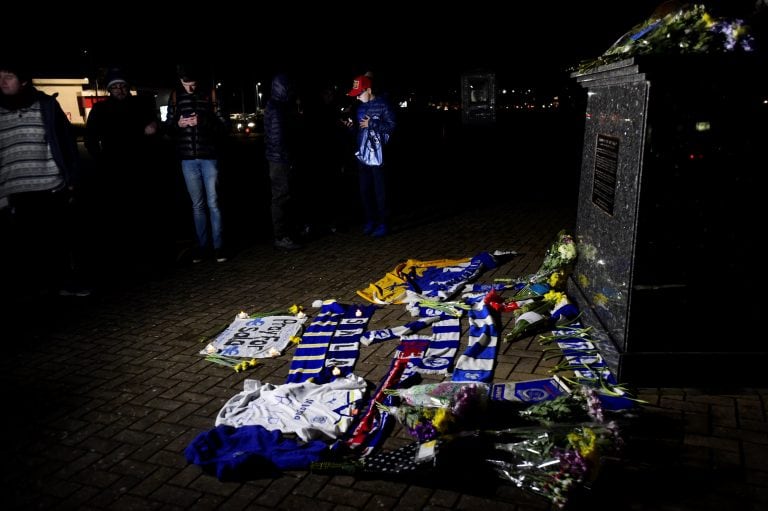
[568,55,767,386]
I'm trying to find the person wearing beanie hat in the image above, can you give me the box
[0,62,90,297]
[343,73,396,238]
[84,66,161,269]
[104,67,129,91]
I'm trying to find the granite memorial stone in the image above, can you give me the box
[568,54,766,385]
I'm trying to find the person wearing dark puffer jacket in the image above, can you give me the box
[264,72,303,251]
[166,65,230,263]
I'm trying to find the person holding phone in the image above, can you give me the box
[166,64,230,263]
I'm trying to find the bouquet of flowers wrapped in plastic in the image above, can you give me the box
[482,384,624,508]
[504,291,580,343]
[531,231,577,283]
[577,3,756,72]
[377,382,489,442]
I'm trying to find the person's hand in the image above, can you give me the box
[359,115,370,128]
[341,117,353,128]
[178,113,198,127]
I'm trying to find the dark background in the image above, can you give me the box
[16,1,712,90]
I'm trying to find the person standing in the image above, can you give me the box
[0,61,89,298]
[345,74,396,238]
[165,65,229,263]
[85,67,161,267]
[264,72,303,251]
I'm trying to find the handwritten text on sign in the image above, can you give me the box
[203,316,306,358]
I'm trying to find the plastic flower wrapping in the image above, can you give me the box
[481,385,625,509]
[504,291,579,343]
[577,3,755,72]
[377,382,489,442]
[528,231,577,285]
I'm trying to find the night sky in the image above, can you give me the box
[11,1,763,94]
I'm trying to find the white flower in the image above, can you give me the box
[558,243,576,262]
[236,311,249,319]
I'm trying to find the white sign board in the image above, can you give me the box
[202,316,305,358]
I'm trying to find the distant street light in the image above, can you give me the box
[255,82,261,110]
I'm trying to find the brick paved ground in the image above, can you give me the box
[2,114,766,510]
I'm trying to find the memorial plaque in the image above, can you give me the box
[592,134,619,215]
[568,55,767,385]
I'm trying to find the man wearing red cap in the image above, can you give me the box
[346,74,395,238]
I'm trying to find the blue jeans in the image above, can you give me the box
[181,159,223,250]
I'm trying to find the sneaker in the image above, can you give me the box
[371,224,388,238]
[362,222,375,235]
[214,249,227,263]
[58,285,92,297]
[191,248,205,263]
[274,237,302,251]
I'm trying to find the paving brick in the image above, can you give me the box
[684,434,740,452]
[429,488,460,508]
[251,475,302,507]
[317,483,371,507]
[280,493,335,511]
[398,485,435,509]
[218,484,271,511]
[743,442,768,470]
[353,478,406,498]
[148,483,202,507]
[365,493,399,510]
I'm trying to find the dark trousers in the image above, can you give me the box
[358,162,389,226]
[1,189,81,296]
[268,161,296,239]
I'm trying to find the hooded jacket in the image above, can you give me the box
[264,74,302,164]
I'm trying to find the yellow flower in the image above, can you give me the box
[544,290,564,303]
[290,335,302,345]
[548,270,563,289]
[288,304,304,315]
[702,12,714,28]
[592,293,609,307]
[568,427,598,461]
[431,407,454,433]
